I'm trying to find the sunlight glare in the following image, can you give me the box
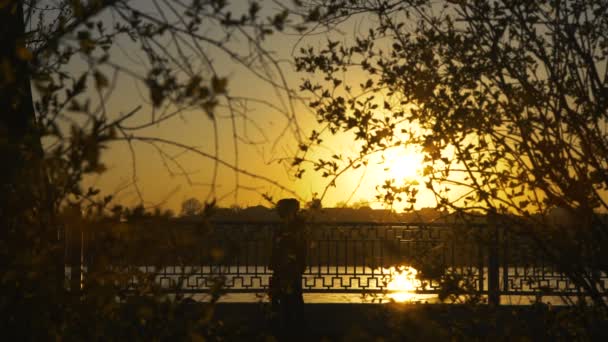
[386,150,423,181]
[385,266,420,302]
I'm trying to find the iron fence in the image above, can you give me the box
[70,220,608,303]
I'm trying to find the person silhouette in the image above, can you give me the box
[269,198,307,335]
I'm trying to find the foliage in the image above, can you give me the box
[292,0,608,307]
[0,0,303,339]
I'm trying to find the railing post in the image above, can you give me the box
[67,209,83,294]
[488,212,500,306]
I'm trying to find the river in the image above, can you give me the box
[114,265,588,305]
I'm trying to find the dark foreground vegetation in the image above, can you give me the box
[134,302,608,341]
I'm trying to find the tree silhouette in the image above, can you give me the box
[292,0,608,308]
[0,1,304,339]
[181,197,203,216]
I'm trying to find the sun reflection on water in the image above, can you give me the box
[384,266,420,302]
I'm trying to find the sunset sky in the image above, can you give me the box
[73,1,440,212]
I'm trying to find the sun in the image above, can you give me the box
[384,149,424,181]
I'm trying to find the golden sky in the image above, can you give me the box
[72,1,446,212]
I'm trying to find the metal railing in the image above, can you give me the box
[69,220,608,304]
